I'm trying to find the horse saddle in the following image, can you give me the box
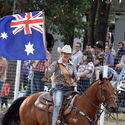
[35,91,79,115]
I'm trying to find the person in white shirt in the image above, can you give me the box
[77,50,94,94]
[71,42,83,69]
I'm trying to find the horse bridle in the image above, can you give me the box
[83,79,116,108]
[72,79,116,125]
[98,79,116,106]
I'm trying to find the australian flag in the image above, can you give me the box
[0,11,46,60]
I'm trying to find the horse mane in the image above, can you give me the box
[2,96,26,125]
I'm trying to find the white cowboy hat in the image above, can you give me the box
[57,45,72,54]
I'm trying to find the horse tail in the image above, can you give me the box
[2,96,26,125]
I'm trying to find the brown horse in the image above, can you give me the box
[2,75,117,125]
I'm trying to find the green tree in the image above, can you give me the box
[88,0,98,46]
[0,0,13,17]
[95,0,111,44]
[1,0,121,47]
[88,0,112,46]
[27,0,90,47]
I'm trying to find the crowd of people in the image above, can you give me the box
[0,36,125,123]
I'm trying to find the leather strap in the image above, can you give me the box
[58,63,71,86]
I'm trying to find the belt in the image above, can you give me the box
[56,84,71,88]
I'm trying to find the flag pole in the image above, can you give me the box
[14,60,21,100]
[42,11,50,82]
[13,8,21,100]
[42,10,47,53]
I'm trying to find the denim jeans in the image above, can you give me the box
[52,87,72,125]
[31,72,44,94]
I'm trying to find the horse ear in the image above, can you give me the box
[99,72,104,81]
[108,75,113,81]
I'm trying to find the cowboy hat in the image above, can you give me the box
[57,45,72,54]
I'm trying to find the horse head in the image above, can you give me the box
[97,74,117,112]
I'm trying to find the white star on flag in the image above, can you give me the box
[25,42,35,55]
[0,32,8,39]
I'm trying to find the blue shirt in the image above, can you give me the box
[105,52,114,67]
[119,64,125,80]
[117,49,125,63]
[95,66,118,81]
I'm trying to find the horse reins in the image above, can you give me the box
[71,80,116,125]
[98,79,116,105]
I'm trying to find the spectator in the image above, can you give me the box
[123,41,125,48]
[96,40,104,47]
[119,61,125,81]
[91,47,96,61]
[95,66,118,81]
[117,63,125,111]
[22,60,29,90]
[106,32,114,46]
[77,50,94,94]
[85,44,92,51]
[30,50,51,94]
[0,79,10,109]
[44,45,78,125]
[46,32,54,52]
[105,45,114,67]
[71,42,83,68]
[115,42,125,65]
[0,56,7,100]
[110,44,116,57]
[105,41,109,47]
[119,55,125,65]
[25,61,34,96]
[115,55,125,73]
[95,44,105,66]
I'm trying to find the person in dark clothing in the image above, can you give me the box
[115,42,125,65]
[95,44,105,66]
[46,32,54,52]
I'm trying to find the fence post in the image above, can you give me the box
[99,105,105,125]
[100,65,108,125]
[14,60,21,100]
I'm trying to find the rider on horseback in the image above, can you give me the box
[45,45,79,125]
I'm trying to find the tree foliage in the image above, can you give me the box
[27,0,90,47]
[1,0,124,47]
[0,0,13,17]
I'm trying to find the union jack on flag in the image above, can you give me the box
[11,11,44,35]
[0,11,46,60]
